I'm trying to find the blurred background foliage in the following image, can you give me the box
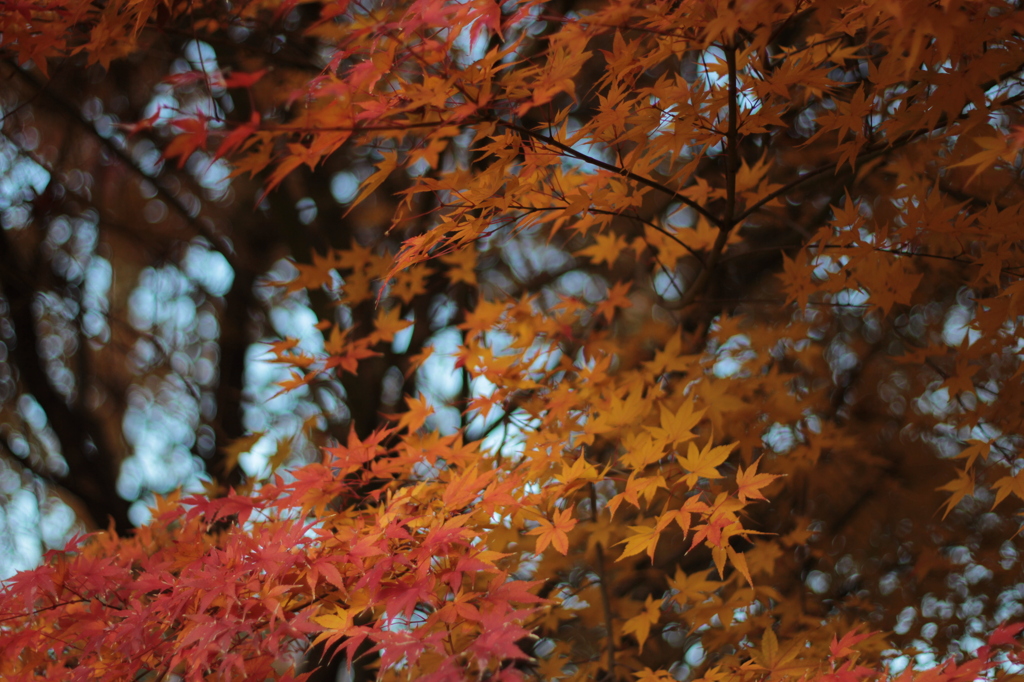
[0,5,579,568]
[0,21,410,560]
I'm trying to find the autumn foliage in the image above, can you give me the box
[4,0,1024,681]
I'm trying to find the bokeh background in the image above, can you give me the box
[0,28,431,567]
[0,14,566,573]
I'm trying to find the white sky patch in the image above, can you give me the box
[331,171,360,204]
[694,46,761,117]
[183,240,234,297]
[712,334,753,378]
[0,136,50,230]
[553,117,615,174]
[942,304,981,347]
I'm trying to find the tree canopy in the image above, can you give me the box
[2,0,1024,680]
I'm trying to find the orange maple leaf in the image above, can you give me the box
[622,595,663,653]
[617,523,661,561]
[595,280,633,323]
[528,506,577,555]
[372,307,413,343]
[396,394,435,433]
[676,438,736,486]
[578,231,630,266]
[735,459,780,503]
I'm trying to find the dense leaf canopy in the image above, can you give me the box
[2,0,1024,681]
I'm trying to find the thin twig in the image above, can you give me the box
[588,207,707,266]
[675,42,742,308]
[724,43,740,228]
[497,119,723,229]
[4,60,236,261]
[736,89,1024,226]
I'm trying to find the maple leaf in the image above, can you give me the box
[215,111,261,160]
[528,506,577,555]
[390,264,432,304]
[555,454,602,486]
[668,567,720,606]
[957,439,992,470]
[485,574,548,605]
[726,546,753,587]
[439,248,478,286]
[648,400,705,446]
[460,299,509,340]
[634,667,675,682]
[948,136,1013,184]
[163,115,209,168]
[219,432,266,475]
[223,69,267,89]
[937,469,975,519]
[747,627,809,678]
[644,332,698,377]
[622,596,662,653]
[618,433,666,470]
[779,251,815,310]
[830,629,875,659]
[314,607,354,635]
[595,280,633,323]
[348,150,398,210]
[992,470,1024,509]
[607,472,668,517]
[735,459,780,503]
[373,306,414,343]
[942,353,980,397]
[676,439,736,487]
[441,466,496,510]
[617,523,661,561]
[988,622,1024,647]
[536,648,572,679]
[578,232,630,266]
[397,394,435,433]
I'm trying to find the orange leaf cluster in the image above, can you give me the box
[5,0,1024,681]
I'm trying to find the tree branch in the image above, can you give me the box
[724,43,740,228]
[0,230,132,533]
[676,41,743,308]
[498,119,724,229]
[3,60,237,261]
[736,88,1024,226]
[590,482,617,680]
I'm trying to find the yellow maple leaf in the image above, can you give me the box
[622,596,662,653]
[634,668,674,682]
[937,468,975,519]
[578,232,630,267]
[528,506,577,555]
[992,470,1024,509]
[220,432,265,475]
[440,247,478,286]
[617,523,661,561]
[676,439,736,486]
[648,400,705,445]
[397,394,435,433]
[735,458,780,503]
[390,264,432,304]
[556,455,602,486]
[347,150,398,210]
[372,306,413,343]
